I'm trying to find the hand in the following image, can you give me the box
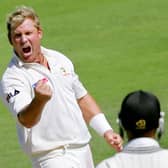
[34,78,52,102]
[104,129,123,152]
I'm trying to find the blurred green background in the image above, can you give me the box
[0,0,168,167]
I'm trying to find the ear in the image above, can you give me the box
[38,27,43,39]
[116,118,124,139]
[157,111,165,140]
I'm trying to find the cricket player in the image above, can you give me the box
[0,5,122,168]
[96,90,168,168]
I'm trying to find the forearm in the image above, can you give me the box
[78,93,112,134]
[18,78,52,128]
[18,98,46,128]
[78,93,102,123]
[78,93,123,151]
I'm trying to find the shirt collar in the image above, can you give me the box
[122,138,161,153]
[125,137,160,148]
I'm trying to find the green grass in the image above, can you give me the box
[1,0,168,167]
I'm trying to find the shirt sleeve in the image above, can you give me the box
[72,72,88,99]
[68,60,87,99]
[0,75,32,119]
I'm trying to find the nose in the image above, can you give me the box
[21,34,28,44]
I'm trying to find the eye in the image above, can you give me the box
[25,31,32,35]
[14,33,21,39]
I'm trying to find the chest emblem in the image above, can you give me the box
[60,67,70,76]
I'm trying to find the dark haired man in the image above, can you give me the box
[96,90,168,168]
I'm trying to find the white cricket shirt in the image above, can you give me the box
[96,137,168,168]
[0,47,91,155]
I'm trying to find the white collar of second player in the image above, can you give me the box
[122,137,160,153]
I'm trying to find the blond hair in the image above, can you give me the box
[7,5,41,43]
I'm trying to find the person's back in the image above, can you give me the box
[96,90,168,168]
[97,138,168,168]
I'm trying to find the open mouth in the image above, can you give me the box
[22,46,32,60]
[22,46,31,54]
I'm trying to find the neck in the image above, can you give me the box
[38,54,50,70]
[127,129,156,141]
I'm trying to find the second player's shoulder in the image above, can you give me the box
[156,148,168,158]
[96,153,120,168]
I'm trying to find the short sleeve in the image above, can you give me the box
[0,76,32,118]
[72,72,87,99]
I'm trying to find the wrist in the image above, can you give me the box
[89,113,113,136]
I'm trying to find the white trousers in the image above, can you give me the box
[31,144,94,168]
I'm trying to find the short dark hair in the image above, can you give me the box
[118,90,160,136]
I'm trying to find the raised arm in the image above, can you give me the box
[18,78,52,128]
[77,93,123,151]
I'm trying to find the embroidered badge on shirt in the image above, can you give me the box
[60,67,70,76]
[6,89,20,103]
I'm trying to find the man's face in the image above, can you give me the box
[10,18,43,63]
